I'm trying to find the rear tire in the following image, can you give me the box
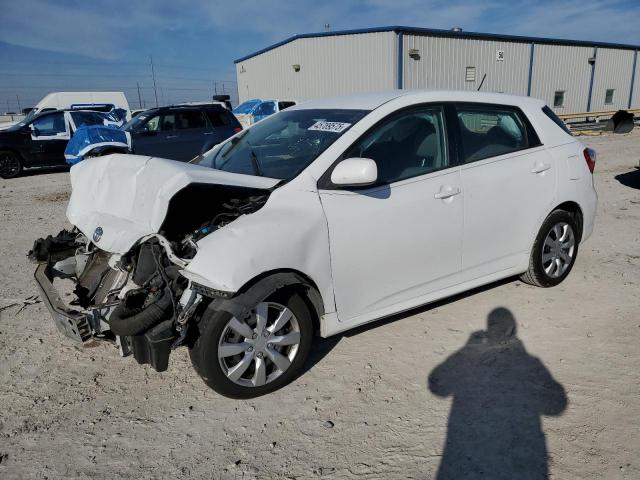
[189,289,314,398]
[0,150,23,179]
[520,209,580,287]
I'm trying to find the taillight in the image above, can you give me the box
[583,148,596,174]
[233,127,242,133]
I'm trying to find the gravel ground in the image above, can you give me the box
[1,131,639,480]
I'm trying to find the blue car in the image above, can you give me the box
[232,99,297,128]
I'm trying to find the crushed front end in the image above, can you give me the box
[28,190,269,373]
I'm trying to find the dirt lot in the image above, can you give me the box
[1,131,639,479]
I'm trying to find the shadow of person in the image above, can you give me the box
[428,307,567,479]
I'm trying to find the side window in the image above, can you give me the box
[70,111,104,129]
[159,113,176,131]
[344,107,448,184]
[31,113,66,136]
[205,109,232,127]
[456,107,531,163]
[141,115,161,132]
[175,110,207,130]
[254,102,276,116]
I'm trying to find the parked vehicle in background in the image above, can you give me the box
[30,90,597,398]
[0,107,128,178]
[68,104,242,163]
[233,98,296,128]
[0,92,130,131]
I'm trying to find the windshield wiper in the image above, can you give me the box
[249,146,263,177]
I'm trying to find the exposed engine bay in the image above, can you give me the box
[28,185,270,372]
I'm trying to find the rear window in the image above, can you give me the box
[542,106,572,135]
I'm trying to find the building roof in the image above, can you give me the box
[234,25,640,63]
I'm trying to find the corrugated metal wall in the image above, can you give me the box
[530,44,593,113]
[235,32,396,103]
[403,35,531,95]
[631,51,640,108]
[590,48,636,111]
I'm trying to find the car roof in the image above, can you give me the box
[149,104,227,113]
[289,90,546,111]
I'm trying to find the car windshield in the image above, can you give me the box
[192,109,368,181]
[233,100,262,115]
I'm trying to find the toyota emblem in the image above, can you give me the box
[93,226,103,243]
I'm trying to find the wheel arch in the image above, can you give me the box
[550,200,584,241]
[235,268,325,335]
[0,147,25,162]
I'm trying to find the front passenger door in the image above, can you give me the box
[29,112,70,165]
[318,105,463,323]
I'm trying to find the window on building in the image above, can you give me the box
[343,107,448,184]
[465,66,476,82]
[456,106,534,163]
[553,91,565,108]
[605,89,615,105]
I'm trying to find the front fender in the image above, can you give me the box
[183,187,335,313]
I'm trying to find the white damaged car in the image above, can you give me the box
[30,90,597,398]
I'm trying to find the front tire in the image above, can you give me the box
[0,150,23,179]
[189,289,313,398]
[520,209,580,287]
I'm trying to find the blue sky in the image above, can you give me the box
[0,0,639,111]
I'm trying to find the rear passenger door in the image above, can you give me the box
[172,109,209,161]
[454,103,556,277]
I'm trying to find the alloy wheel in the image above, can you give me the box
[0,152,21,178]
[217,302,301,387]
[541,222,575,278]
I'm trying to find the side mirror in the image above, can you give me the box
[330,158,378,187]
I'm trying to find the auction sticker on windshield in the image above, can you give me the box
[308,121,351,133]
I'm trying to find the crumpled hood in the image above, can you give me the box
[66,154,280,253]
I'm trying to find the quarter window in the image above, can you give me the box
[344,107,448,184]
[456,107,531,163]
[604,89,615,104]
[553,91,565,108]
[206,109,233,127]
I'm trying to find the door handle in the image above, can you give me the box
[203,132,215,136]
[434,186,461,200]
[531,162,551,174]
[165,135,178,139]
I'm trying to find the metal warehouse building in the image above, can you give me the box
[234,26,640,115]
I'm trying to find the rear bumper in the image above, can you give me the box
[34,263,94,344]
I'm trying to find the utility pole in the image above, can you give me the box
[214,82,218,95]
[15,94,21,112]
[150,55,159,107]
[136,82,142,109]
